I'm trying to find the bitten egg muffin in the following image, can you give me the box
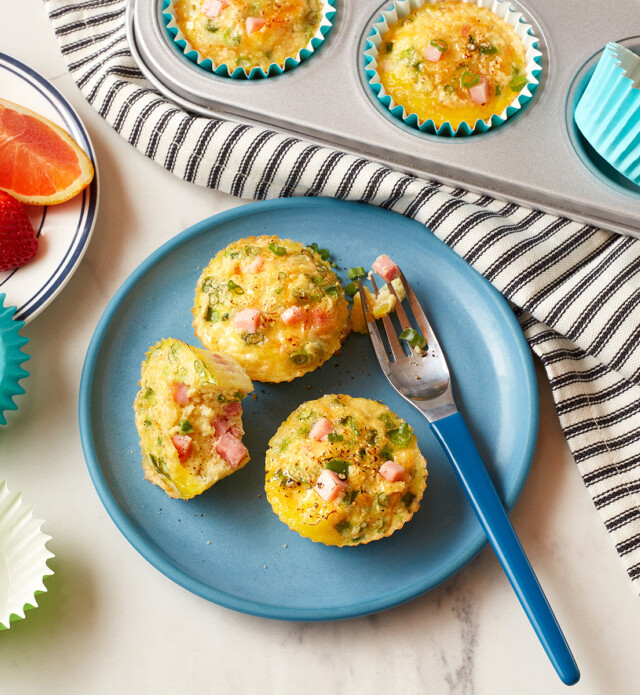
[265,394,428,546]
[377,0,528,128]
[134,338,253,500]
[174,0,324,72]
[192,235,350,383]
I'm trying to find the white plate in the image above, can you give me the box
[0,53,99,322]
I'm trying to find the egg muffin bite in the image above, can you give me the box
[192,236,350,383]
[173,0,324,72]
[265,395,428,546]
[377,0,528,128]
[134,338,253,500]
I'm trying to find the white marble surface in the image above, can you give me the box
[1,2,640,693]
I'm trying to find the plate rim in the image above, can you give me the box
[0,51,100,323]
[79,197,539,621]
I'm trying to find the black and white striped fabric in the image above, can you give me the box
[45,0,640,590]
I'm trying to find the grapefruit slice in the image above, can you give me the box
[0,98,94,206]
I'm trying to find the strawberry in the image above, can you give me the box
[0,191,38,272]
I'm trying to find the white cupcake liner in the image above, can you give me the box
[163,0,336,79]
[364,0,543,136]
[0,481,54,629]
[574,42,640,186]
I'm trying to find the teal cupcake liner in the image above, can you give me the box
[364,0,543,137]
[163,0,336,80]
[574,42,640,186]
[0,294,30,426]
[0,480,54,630]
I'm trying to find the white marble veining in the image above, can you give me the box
[1,2,640,693]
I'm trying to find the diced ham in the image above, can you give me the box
[469,77,490,105]
[228,424,242,438]
[310,306,332,331]
[234,308,261,332]
[212,416,230,437]
[214,433,248,469]
[247,256,264,273]
[223,401,242,417]
[172,381,190,406]
[281,305,304,325]
[201,0,228,18]
[461,24,470,36]
[246,17,266,34]
[172,434,193,462]
[314,470,348,503]
[372,254,401,282]
[426,45,443,62]
[309,417,333,441]
[379,460,406,482]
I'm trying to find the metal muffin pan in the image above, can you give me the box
[128,0,640,238]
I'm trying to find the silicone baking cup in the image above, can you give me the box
[0,481,54,630]
[162,0,336,79]
[364,0,543,137]
[575,42,640,186]
[0,294,29,426]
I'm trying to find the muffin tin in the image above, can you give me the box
[127,0,640,238]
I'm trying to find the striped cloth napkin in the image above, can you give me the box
[45,0,640,591]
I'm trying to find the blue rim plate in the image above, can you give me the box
[79,198,538,621]
[0,53,99,323]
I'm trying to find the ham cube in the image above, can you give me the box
[172,434,193,462]
[246,17,266,34]
[201,0,228,18]
[372,254,401,282]
[314,470,348,502]
[469,77,490,105]
[234,308,261,332]
[247,256,264,273]
[426,45,443,62]
[223,401,242,417]
[309,417,333,441]
[172,381,190,406]
[379,460,406,482]
[281,305,304,325]
[214,433,248,469]
[212,416,230,437]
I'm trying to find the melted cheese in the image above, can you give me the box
[377,0,528,128]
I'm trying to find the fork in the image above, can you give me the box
[358,270,580,686]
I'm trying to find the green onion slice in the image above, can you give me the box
[289,350,310,365]
[479,44,498,55]
[243,332,264,345]
[348,266,366,280]
[206,308,220,322]
[344,282,358,298]
[387,422,412,448]
[227,279,244,294]
[399,327,427,349]
[327,433,344,443]
[461,71,480,88]
[325,459,349,477]
[268,242,287,256]
[179,420,193,434]
[510,74,528,92]
[429,38,449,52]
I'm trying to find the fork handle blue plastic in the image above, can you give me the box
[430,411,580,686]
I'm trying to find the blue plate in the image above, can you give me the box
[79,198,538,621]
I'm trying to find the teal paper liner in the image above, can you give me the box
[575,42,640,186]
[0,294,30,426]
[364,0,543,137]
[162,0,336,80]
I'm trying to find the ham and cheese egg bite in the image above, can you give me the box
[265,395,428,546]
[192,236,350,383]
[133,338,254,500]
[375,0,530,130]
[171,0,325,73]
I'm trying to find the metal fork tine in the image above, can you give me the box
[357,279,393,373]
[382,278,412,332]
[398,272,444,357]
[370,277,404,359]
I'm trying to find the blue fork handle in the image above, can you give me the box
[430,412,580,686]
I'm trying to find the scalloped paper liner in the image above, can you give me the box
[364,0,543,137]
[575,42,640,186]
[0,481,54,629]
[0,293,30,426]
[163,0,336,79]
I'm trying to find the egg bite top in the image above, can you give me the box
[174,0,324,72]
[376,0,528,128]
[133,338,253,500]
[265,394,428,546]
[192,235,350,383]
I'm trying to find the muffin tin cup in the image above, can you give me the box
[574,42,640,186]
[162,0,337,79]
[0,294,30,427]
[363,0,543,136]
[0,481,54,630]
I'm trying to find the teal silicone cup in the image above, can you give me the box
[364,0,542,137]
[0,293,29,426]
[575,42,640,186]
[162,0,336,79]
